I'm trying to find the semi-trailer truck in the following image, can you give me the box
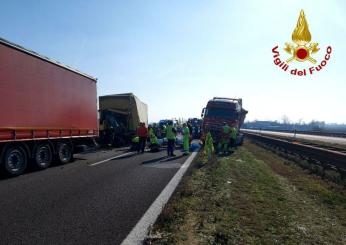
[201,97,248,147]
[0,37,98,176]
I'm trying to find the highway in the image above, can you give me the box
[242,129,346,146]
[0,146,196,245]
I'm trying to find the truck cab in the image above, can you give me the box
[201,97,247,145]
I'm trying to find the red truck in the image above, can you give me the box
[201,97,247,146]
[0,37,98,176]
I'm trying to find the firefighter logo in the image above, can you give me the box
[284,10,319,64]
[272,9,332,76]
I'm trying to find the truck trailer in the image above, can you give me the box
[201,97,248,146]
[98,93,148,146]
[0,37,98,176]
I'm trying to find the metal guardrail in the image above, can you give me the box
[244,132,346,171]
[242,128,346,138]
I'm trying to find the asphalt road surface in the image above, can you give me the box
[242,129,346,146]
[0,146,192,245]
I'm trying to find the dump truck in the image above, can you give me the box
[0,37,98,176]
[201,97,248,146]
[98,93,148,146]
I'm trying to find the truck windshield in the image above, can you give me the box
[206,108,236,119]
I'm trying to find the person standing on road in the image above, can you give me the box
[187,122,193,138]
[204,131,214,160]
[162,124,167,138]
[148,125,160,152]
[131,136,139,151]
[182,123,190,155]
[219,122,231,154]
[230,126,237,149]
[166,121,176,157]
[148,125,154,142]
[137,122,148,153]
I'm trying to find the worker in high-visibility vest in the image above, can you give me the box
[182,123,190,155]
[204,131,214,160]
[149,125,160,152]
[131,136,139,151]
[162,124,167,138]
[230,127,237,149]
[148,125,154,139]
[218,122,231,154]
[166,121,176,157]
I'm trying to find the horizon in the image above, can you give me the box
[0,0,345,123]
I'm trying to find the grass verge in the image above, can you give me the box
[144,140,346,245]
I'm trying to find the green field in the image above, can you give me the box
[145,141,346,245]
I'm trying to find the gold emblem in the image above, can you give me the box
[284,10,319,63]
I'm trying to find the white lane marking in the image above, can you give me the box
[121,151,199,245]
[143,162,183,169]
[89,152,134,166]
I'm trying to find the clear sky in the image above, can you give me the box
[1,0,345,123]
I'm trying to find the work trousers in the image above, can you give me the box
[230,138,236,148]
[183,136,190,153]
[138,137,147,153]
[217,137,230,152]
[167,139,175,156]
[204,144,213,160]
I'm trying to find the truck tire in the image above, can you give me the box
[57,142,72,164]
[34,143,53,169]
[3,146,27,176]
[237,134,245,146]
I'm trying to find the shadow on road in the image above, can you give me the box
[0,159,77,181]
[161,155,185,162]
[73,157,87,161]
[141,156,168,164]
[111,152,137,160]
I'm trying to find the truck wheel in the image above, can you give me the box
[238,134,244,146]
[3,146,27,176]
[35,144,53,169]
[57,142,72,164]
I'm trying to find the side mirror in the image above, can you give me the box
[201,108,206,118]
